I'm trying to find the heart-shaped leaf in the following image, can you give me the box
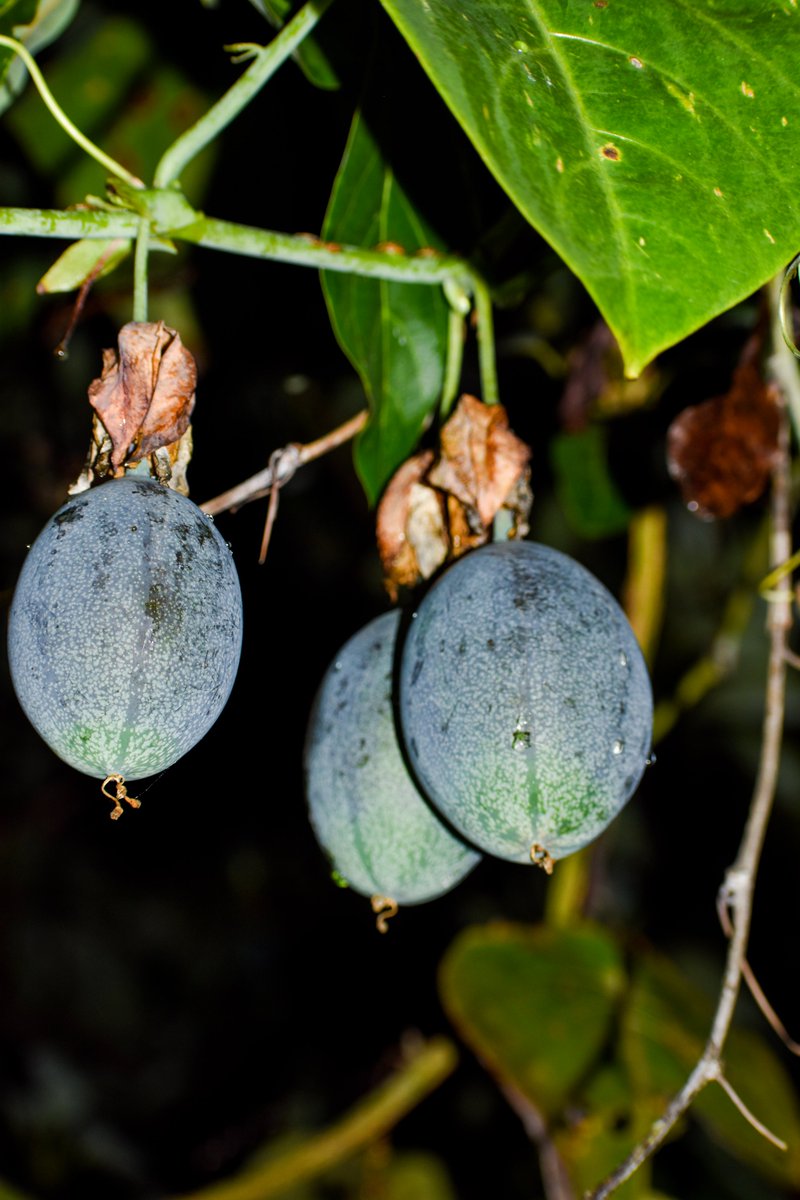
[321,106,450,505]
[379,0,800,375]
[439,921,625,1117]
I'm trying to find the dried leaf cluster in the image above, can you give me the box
[668,348,780,520]
[377,394,531,599]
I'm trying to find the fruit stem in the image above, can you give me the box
[473,274,499,406]
[132,217,150,322]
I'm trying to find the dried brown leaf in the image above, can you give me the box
[376,451,447,601]
[376,396,533,597]
[88,321,197,469]
[427,394,530,528]
[667,361,779,519]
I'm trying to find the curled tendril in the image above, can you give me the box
[370,895,399,934]
[101,774,141,821]
[0,35,143,189]
[530,843,554,875]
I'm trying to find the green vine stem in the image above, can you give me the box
[440,305,467,417]
[170,1036,457,1200]
[0,36,144,189]
[472,275,500,406]
[132,216,150,322]
[0,208,475,284]
[153,0,336,188]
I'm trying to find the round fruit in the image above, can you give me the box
[304,611,481,907]
[398,541,653,865]
[8,476,243,780]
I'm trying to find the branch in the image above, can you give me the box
[499,1080,576,1200]
[200,410,367,516]
[153,0,336,188]
[169,1036,457,1200]
[586,280,794,1199]
[0,208,477,291]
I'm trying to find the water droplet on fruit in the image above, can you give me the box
[612,738,624,755]
[618,650,628,668]
[512,722,531,750]
[333,660,343,673]
[646,751,657,767]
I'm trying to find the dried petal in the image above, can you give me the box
[376,451,447,600]
[427,394,530,528]
[667,361,779,519]
[88,321,196,469]
[376,396,533,597]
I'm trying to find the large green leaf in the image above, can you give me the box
[439,922,625,1117]
[321,107,450,505]
[623,952,800,1187]
[379,0,800,375]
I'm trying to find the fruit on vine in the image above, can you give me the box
[304,611,481,907]
[398,541,653,865]
[8,476,243,781]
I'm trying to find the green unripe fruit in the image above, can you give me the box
[398,541,653,865]
[8,476,243,781]
[304,611,481,908]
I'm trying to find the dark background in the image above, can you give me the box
[1,2,799,1197]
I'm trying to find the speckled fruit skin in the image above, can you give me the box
[398,541,653,864]
[304,611,481,906]
[8,476,243,780]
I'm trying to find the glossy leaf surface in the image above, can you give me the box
[322,107,449,504]
[439,922,625,1116]
[379,0,800,374]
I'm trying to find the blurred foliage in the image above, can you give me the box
[1,3,799,1200]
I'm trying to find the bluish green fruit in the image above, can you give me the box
[8,476,243,780]
[304,611,481,907]
[398,541,653,865]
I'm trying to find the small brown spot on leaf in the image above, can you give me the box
[629,56,644,68]
[88,322,196,470]
[667,340,779,519]
[714,186,724,198]
[594,1,607,6]
[600,143,621,161]
[782,115,789,127]
[556,156,564,173]
[741,80,755,98]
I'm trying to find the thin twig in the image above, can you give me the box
[200,409,367,516]
[257,449,285,565]
[713,1072,788,1151]
[52,240,129,358]
[717,879,800,1055]
[499,1081,575,1200]
[586,281,794,1199]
